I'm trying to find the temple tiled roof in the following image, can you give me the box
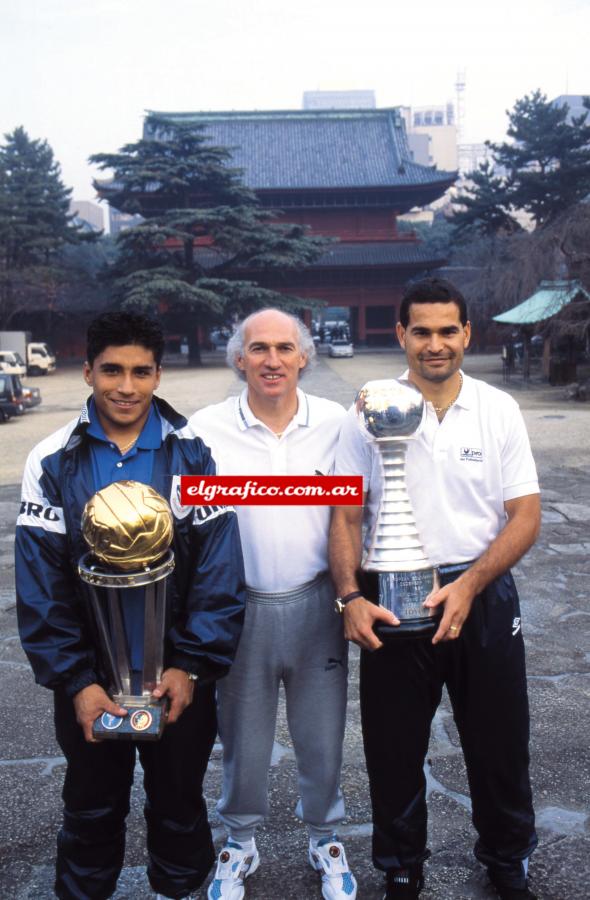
[195,241,445,270]
[145,108,456,192]
[311,241,445,267]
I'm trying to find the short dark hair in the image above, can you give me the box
[86,312,165,366]
[399,277,468,328]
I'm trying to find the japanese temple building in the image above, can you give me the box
[145,108,457,345]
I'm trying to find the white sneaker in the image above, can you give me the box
[309,837,358,900]
[207,840,260,900]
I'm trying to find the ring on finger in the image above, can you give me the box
[449,625,459,632]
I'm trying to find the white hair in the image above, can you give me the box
[226,308,316,380]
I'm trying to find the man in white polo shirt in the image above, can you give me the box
[329,278,540,900]
[190,309,357,900]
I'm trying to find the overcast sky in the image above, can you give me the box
[1,0,588,202]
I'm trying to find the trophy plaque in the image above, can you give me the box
[356,379,441,639]
[78,480,175,740]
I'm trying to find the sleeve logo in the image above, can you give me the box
[17,500,66,532]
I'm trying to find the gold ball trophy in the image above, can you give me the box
[356,379,441,639]
[78,480,175,740]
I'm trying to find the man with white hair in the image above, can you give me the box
[190,308,357,900]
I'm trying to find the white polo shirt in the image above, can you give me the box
[189,387,346,592]
[335,371,539,566]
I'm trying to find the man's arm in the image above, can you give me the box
[16,445,99,697]
[425,492,541,643]
[329,504,397,651]
[165,435,246,684]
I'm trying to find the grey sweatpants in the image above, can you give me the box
[216,574,348,842]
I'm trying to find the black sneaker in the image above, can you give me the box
[383,866,424,899]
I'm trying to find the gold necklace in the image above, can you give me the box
[432,373,463,415]
[118,436,138,455]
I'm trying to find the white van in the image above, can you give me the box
[0,351,27,376]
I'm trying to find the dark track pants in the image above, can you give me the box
[360,570,537,891]
[53,684,217,900]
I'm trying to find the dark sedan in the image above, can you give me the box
[0,373,25,417]
[22,383,42,408]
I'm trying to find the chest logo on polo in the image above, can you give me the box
[459,447,483,462]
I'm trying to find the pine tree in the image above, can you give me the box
[451,161,521,237]
[451,92,590,237]
[0,126,90,327]
[489,91,590,227]
[91,113,326,362]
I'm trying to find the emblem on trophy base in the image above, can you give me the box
[356,379,441,640]
[78,480,176,740]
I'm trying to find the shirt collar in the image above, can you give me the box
[400,368,472,410]
[235,387,310,431]
[86,400,162,448]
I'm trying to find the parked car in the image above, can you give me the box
[0,397,16,422]
[0,372,25,416]
[0,350,27,376]
[328,339,354,358]
[21,383,42,408]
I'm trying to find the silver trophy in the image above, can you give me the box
[77,481,175,740]
[356,379,440,638]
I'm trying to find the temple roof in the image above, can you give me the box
[493,280,590,325]
[145,108,456,193]
[195,240,445,271]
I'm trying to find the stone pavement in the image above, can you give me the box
[0,352,588,899]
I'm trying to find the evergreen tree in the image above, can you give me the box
[451,160,521,237]
[91,113,326,362]
[489,90,590,226]
[0,126,91,327]
[451,92,590,237]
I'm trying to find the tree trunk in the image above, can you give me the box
[187,315,202,366]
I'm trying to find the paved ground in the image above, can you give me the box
[0,351,588,899]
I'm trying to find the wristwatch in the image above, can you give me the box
[335,590,363,614]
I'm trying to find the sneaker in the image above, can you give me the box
[207,840,260,900]
[383,866,425,899]
[308,837,358,899]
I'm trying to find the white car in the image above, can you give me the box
[328,339,354,358]
[0,351,27,376]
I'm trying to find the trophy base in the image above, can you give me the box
[357,569,441,642]
[92,695,170,741]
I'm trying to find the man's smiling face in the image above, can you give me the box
[83,344,161,435]
[237,310,306,406]
[396,301,471,386]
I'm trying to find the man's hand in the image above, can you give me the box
[73,684,127,743]
[152,668,195,724]
[343,597,399,651]
[424,577,475,644]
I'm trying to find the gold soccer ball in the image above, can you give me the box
[82,481,173,572]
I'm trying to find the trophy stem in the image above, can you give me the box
[107,588,132,695]
[365,441,430,572]
[142,580,167,691]
[88,586,125,696]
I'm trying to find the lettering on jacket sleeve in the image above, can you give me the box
[17,499,66,533]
